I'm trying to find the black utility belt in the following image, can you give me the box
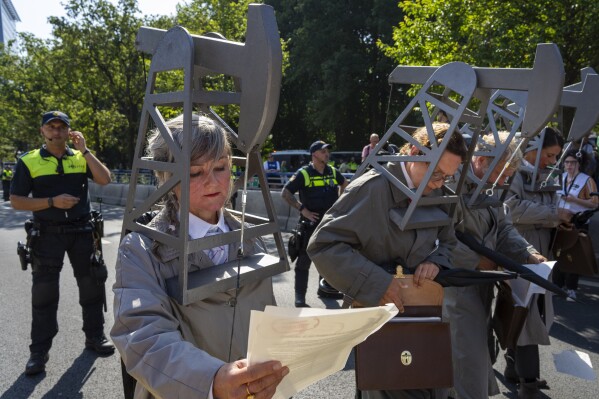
[37,223,93,234]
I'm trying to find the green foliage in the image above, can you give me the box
[382,0,599,80]
[264,0,405,151]
[2,0,599,167]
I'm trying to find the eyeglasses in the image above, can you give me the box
[430,170,456,184]
[563,160,578,165]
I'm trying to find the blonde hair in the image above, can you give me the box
[475,131,522,171]
[399,122,468,161]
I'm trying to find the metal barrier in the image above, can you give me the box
[110,169,354,191]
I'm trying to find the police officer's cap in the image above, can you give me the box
[310,140,331,154]
[42,111,71,127]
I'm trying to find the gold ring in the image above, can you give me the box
[246,383,255,399]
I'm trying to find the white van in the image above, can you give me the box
[271,150,311,173]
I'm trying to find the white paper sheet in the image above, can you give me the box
[246,304,398,399]
[509,261,556,306]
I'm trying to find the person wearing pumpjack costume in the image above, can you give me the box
[504,126,572,398]
[307,123,468,399]
[111,114,288,399]
[444,132,546,399]
[281,140,348,308]
[10,110,113,376]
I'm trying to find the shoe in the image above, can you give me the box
[317,278,344,299]
[534,378,549,389]
[567,289,577,301]
[25,352,49,376]
[85,335,115,355]
[295,293,309,308]
[504,353,519,383]
[518,380,542,399]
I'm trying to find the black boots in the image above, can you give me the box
[504,351,518,383]
[317,278,343,299]
[518,379,542,399]
[25,351,49,376]
[295,293,309,308]
[295,269,310,307]
[85,334,115,355]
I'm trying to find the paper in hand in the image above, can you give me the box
[247,304,398,399]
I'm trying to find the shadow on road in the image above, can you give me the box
[551,284,599,350]
[0,351,103,399]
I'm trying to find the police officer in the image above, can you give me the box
[10,111,113,376]
[2,164,13,201]
[282,140,348,307]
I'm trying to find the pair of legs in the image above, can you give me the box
[2,180,10,200]
[294,232,314,307]
[443,285,498,399]
[505,345,544,398]
[28,230,107,369]
[293,220,340,306]
[504,293,550,398]
[552,269,579,291]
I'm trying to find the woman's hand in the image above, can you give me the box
[557,208,574,224]
[477,256,497,271]
[213,359,289,399]
[379,278,408,313]
[527,253,547,264]
[413,261,440,286]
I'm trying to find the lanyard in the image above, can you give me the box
[564,173,579,197]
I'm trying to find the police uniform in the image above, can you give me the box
[11,146,107,357]
[283,162,346,302]
[2,166,13,201]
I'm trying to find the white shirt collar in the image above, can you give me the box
[400,162,416,190]
[187,211,229,239]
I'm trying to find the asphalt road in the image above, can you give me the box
[0,201,598,398]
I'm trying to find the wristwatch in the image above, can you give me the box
[298,204,305,212]
[48,197,54,208]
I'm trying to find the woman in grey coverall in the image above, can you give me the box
[111,114,288,399]
[504,126,571,398]
[445,132,545,399]
[308,123,468,399]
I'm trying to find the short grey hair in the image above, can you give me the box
[475,131,522,171]
[147,113,232,185]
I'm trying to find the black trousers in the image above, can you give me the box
[30,229,105,353]
[294,220,317,295]
[2,180,10,200]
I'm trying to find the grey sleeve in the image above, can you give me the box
[496,204,538,262]
[307,181,393,306]
[111,234,223,399]
[505,173,560,228]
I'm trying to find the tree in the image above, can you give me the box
[44,0,147,168]
[265,0,404,151]
[0,35,56,159]
[382,0,599,89]
[381,0,599,137]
